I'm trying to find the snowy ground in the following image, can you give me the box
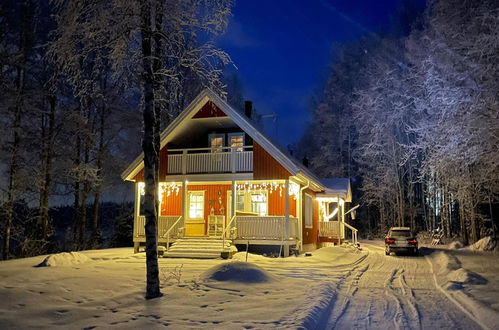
[0,242,497,329]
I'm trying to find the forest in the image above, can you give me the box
[1,0,498,265]
[0,0,237,265]
[301,0,498,244]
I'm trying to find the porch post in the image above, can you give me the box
[337,196,342,244]
[182,180,187,233]
[284,179,290,257]
[133,182,140,253]
[231,181,236,218]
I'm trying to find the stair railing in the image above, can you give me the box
[344,222,358,245]
[222,214,237,251]
[163,216,183,251]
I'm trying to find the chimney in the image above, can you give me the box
[302,156,309,167]
[244,101,253,119]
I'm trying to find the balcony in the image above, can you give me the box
[167,146,253,175]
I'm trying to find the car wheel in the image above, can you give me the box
[414,248,419,256]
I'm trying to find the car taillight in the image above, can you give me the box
[407,239,417,244]
[385,238,395,244]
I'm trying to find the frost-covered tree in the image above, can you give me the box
[50,0,233,299]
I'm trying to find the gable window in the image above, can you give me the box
[304,194,313,228]
[188,191,204,219]
[228,133,245,152]
[208,134,225,152]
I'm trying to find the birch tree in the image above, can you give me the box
[51,0,233,299]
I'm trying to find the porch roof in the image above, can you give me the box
[317,178,352,202]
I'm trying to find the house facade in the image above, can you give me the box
[121,89,356,257]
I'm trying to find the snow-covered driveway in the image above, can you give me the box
[323,242,482,329]
[0,243,496,329]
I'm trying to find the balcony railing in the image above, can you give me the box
[167,146,253,175]
[235,216,299,240]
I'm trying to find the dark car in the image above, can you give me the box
[385,227,418,256]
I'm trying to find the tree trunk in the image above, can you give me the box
[38,94,56,241]
[141,0,161,300]
[91,104,105,248]
[72,109,82,250]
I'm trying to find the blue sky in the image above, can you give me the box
[218,0,425,146]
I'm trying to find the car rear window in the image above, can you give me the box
[390,230,412,237]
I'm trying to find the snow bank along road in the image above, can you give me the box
[0,244,496,329]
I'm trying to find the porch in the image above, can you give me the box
[133,179,301,256]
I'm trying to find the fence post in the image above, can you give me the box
[231,147,236,173]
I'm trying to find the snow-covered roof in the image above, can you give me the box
[318,178,352,202]
[121,89,325,191]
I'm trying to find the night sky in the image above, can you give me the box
[218,0,425,146]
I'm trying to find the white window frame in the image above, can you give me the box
[304,193,313,228]
[208,133,225,152]
[188,191,205,220]
[228,132,245,151]
[235,190,268,216]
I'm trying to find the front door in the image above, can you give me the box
[185,191,206,236]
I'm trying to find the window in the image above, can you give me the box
[304,194,313,228]
[235,190,268,216]
[188,191,204,219]
[228,133,245,152]
[251,193,267,216]
[208,134,225,152]
[236,192,245,212]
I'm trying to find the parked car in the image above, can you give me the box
[385,227,419,256]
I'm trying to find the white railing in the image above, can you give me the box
[318,221,345,239]
[235,216,299,240]
[344,222,358,245]
[167,146,253,174]
[134,215,183,239]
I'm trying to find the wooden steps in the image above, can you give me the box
[163,237,236,259]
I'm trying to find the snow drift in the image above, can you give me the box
[466,236,498,252]
[200,261,276,283]
[36,252,90,267]
[448,241,463,250]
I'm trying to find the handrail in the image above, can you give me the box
[163,216,183,251]
[222,214,237,250]
[344,222,358,245]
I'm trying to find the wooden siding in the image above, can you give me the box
[161,184,296,218]
[268,192,296,217]
[253,142,291,180]
[192,101,227,118]
[302,189,319,245]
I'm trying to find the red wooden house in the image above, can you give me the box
[121,89,356,258]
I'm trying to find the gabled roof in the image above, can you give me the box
[121,89,325,191]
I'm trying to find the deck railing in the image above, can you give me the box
[318,221,345,239]
[167,146,253,174]
[235,216,298,240]
[134,215,183,239]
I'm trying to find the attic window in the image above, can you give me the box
[209,134,225,152]
[229,133,245,151]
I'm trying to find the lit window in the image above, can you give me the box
[251,193,267,216]
[236,192,245,212]
[188,192,204,219]
[304,194,313,228]
[209,134,225,152]
[229,133,244,152]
